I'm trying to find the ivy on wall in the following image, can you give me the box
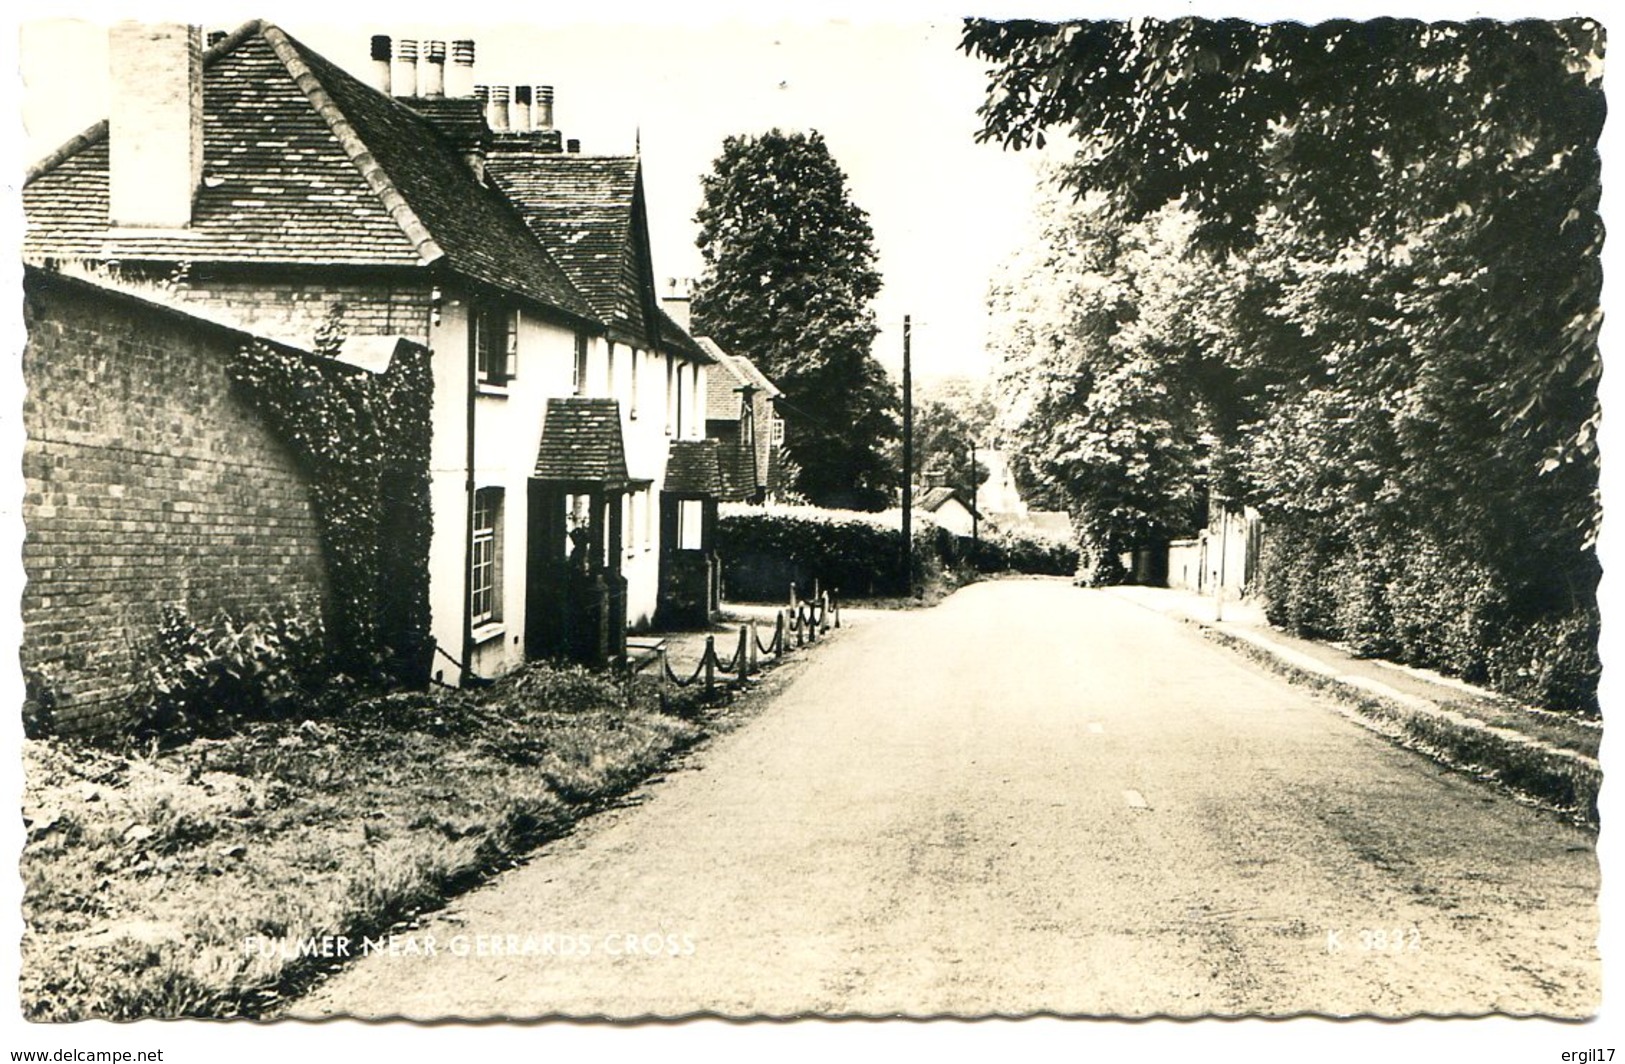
[229,340,433,683]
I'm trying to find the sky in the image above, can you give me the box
[18,9,1061,384]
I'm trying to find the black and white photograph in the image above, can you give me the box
[4,0,1617,1058]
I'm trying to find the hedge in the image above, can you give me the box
[1261,518,1599,716]
[716,505,1082,601]
[716,504,940,599]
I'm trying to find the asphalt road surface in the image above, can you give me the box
[293,579,1598,1019]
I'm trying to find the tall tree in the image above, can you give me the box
[987,189,1231,575]
[909,378,995,501]
[691,130,899,511]
[966,18,1603,708]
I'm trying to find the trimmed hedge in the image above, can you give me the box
[973,526,1081,577]
[1261,519,1599,716]
[716,504,941,599]
[716,505,1082,600]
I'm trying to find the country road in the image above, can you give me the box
[292,579,1598,1019]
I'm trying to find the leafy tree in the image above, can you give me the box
[909,378,995,501]
[988,189,1232,574]
[691,130,899,510]
[967,17,1603,707]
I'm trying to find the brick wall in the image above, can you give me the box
[21,271,331,735]
[167,273,434,351]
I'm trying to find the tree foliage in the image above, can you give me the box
[970,18,1603,707]
[910,378,995,501]
[988,191,1234,568]
[691,130,899,511]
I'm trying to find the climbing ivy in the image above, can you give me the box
[229,340,433,683]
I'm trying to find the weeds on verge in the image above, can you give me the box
[21,662,699,1020]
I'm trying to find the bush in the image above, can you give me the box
[134,606,329,742]
[973,527,1080,576]
[1259,517,1599,715]
[717,504,945,599]
[1485,609,1601,717]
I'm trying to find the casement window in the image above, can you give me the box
[470,487,503,627]
[475,304,517,386]
[573,333,589,395]
[771,416,785,445]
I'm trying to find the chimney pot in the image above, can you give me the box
[108,22,205,229]
[488,85,511,132]
[511,84,532,132]
[369,34,393,95]
[448,39,476,98]
[534,84,555,131]
[423,40,446,98]
[392,38,419,97]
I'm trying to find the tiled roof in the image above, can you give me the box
[24,21,596,324]
[533,397,631,487]
[717,435,758,502]
[662,439,723,498]
[486,153,643,330]
[486,151,711,362]
[919,486,979,518]
[656,306,711,363]
[699,337,781,421]
[399,97,490,150]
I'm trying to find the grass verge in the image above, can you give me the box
[21,662,737,1020]
[1207,628,1600,828]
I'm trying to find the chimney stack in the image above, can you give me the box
[534,85,555,131]
[422,40,446,98]
[487,85,510,132]
[392,38,418,97]
[448,39,476,98]
[566,137,581,154]
[370,35,392,95]
[108,22,204,229]
[207,30,227,47]
[511,85,532,132]
[661,278,694,332]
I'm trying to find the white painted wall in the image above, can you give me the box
[425,295,473,687]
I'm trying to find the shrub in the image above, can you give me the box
[975,526,1080,576]
[1485,608,1602,717]
[717,504,941,599]
[1259,517,1599,715]
[134,606,329,742]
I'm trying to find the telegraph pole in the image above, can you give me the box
[970,438,979,558]
[901,315,913,593]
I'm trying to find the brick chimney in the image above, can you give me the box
[370,35,392,95]
[108,22,204,229]
[422,40,446,98]
[392,38,418,97]
[448,40,476,98]
[661,278,694,332]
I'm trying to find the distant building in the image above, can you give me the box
[917,472,981,538]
